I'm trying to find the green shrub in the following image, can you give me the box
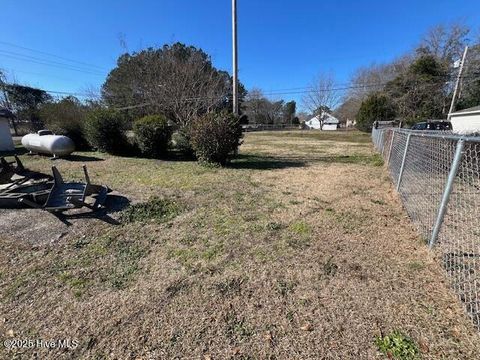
[133,115,171,158]
[189,111,243,166]
[84,108,129,154]
[171,130,195,157]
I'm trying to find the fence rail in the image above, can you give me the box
[242,124,299,132]
[372,127,480,330]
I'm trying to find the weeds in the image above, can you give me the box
[3,273,32,300]
[323,256,338,277]
[121,197,182,223]
[165,278,190,298]
[285,310,295,323]
[266,222,283,231]
[225,311,253,340]
[276,279,296,297]
[375,330,420,360]
[68,235,148,291]
[57,272,90,297]
[325,208,370,234]
[108,241,146,289]
[215,277,245,296]
[286,221,312,249]
[408,261,425,271]
[289,221,311,236]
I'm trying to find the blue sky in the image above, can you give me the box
[1,0,479,107]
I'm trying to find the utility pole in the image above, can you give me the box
[449,46,468,115]
[232,0,239,115]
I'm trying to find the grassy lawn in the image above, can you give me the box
[1,130,479,359]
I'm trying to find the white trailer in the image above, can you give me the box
[448,106,480,134]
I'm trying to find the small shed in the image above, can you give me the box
[0,108,15,152]
[448,106,480,134]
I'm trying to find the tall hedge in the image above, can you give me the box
[356,93,396,132]
[133,115,171,158]
[189,111,243,166]
[84,108,128,154]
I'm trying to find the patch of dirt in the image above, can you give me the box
[0,192,130,245]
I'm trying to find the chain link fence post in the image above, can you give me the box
[381,130,387,157]
[396,133,412,192]
[429,139,465,249]
[387,130,395,165]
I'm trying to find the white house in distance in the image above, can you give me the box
[346,118,356,128]
[305,111,340,130]
[0,108,15,152]
[448,106,480,134]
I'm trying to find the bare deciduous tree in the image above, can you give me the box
[419,23,470,63]
[243,88,265,124]
[243,88,285,125]
[0,69,16,134]
[0,69,9,108]
[334,97,362,125]
[302,73,342,117]
[347,56,412,101]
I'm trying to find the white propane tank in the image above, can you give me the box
[21,130,75,157]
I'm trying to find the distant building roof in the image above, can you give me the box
[450,105,480,115]
[0,108,15,119]
[308,111,340,124]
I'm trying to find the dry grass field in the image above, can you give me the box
[1,130,479,359]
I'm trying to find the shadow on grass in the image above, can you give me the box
[65,154,104,162]
[160,150,197,162]
[52,194,130,226]
[302,154,384,166]
[0,147,29,157]
[228,153,382,169]
[252,130,372,144]
[229,154,306,170]
[2,148,104,162]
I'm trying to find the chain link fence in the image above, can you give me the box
[372,127,480,330]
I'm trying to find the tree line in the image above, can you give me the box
[1,23,479,139]
[242,88,298,126]
[0,43,248,165]
[338,23,480,131]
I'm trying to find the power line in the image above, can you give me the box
[0,51,105,76]
[262,71,480,95]
[0,40,107,71]
[114,102,153,111]
[1,67,77,82]
[0,49,105,74]
[262,73,480,96]
[43,89,92,97]
[4,71,477,109]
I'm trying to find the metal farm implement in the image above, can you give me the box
[0,156,110,213]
